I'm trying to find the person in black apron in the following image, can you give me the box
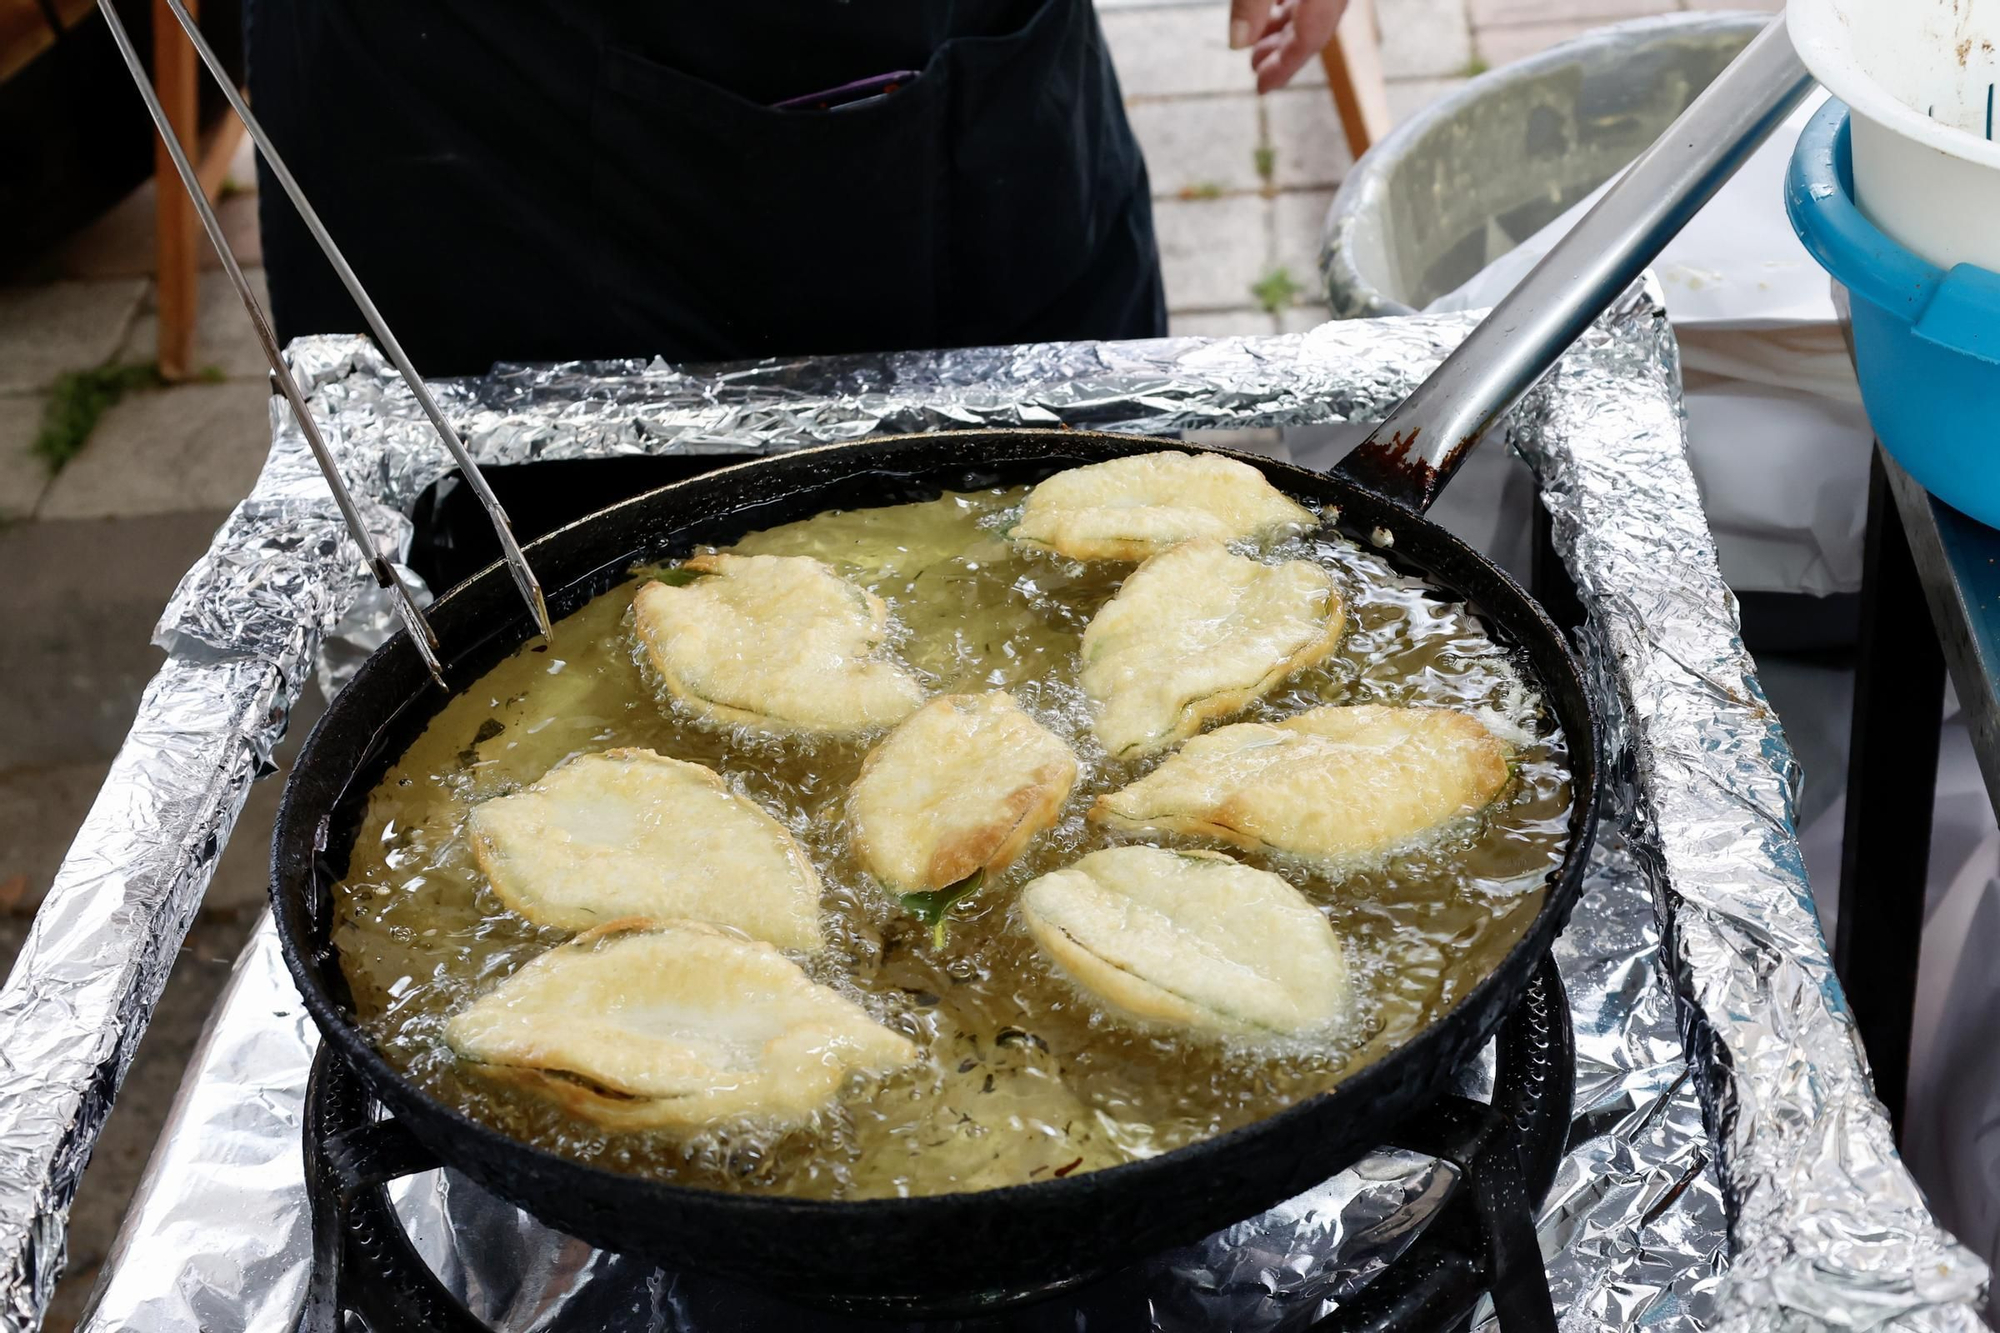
[248,0,1347,375]
[247,1,1170,375]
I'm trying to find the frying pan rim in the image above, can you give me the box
[271,428,1599,1230]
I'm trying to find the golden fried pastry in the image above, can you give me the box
[849,692,1078,893]
[445,921,916,1130]
[1009,451,1317,561]
[1019,846,1349,1036]
[1080,539,1345,758]
[632,553,924,735]
[468,748,823,948]
[1091,704,1510,860]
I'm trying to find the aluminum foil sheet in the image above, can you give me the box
[0,655,290,1333]
[0,294,1976,1333]
[1519,307,1989,1331]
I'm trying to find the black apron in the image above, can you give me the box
[247,0,1166,376]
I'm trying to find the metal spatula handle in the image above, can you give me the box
[1335,17,1817,512]
[95,0,450,685]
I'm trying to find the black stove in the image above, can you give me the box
[293,459,1580,1333]
[295,958,1571,1333]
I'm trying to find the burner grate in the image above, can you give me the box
[294,958,1571,1333]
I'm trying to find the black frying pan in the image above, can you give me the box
[270,24,1811,1317]
[276,429,1594,1313]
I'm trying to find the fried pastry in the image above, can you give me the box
[1080,539,1345,758]
[1091,704,1510,861]
[849,691,1078,893]
[469,748,823,948]
[1009,451,1316,561]
[632,553,924,735]
[1020,846,1349,1036]
[445,920,916,1130]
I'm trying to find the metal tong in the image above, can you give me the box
[96,0,553,686]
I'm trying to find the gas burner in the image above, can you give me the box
[294,958,1571,1333]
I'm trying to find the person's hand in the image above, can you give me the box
[1229,0,1349,94]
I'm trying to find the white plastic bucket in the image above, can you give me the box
[1789,0,2000,272]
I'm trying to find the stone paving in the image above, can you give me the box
[0,2,1774,1326]
[1104,0,1780,337]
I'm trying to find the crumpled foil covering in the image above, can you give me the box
[1526,309,1989,1332]
[0,291,1974,1332]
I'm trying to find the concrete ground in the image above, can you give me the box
[0,1,1769,1326]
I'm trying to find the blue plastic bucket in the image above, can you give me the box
[1786,100,2000,528]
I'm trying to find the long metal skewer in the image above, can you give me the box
[95,0,448,686]
[155,0,550,641]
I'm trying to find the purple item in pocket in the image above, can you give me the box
[772,70,923,112]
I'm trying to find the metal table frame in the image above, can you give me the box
[1837,446,2000,1128]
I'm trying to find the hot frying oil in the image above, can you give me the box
[332,487,1571,1198]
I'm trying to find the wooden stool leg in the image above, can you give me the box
[153,0,199,381]
[1319,0,1392,161]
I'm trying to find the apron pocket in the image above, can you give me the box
[590,44,949,360]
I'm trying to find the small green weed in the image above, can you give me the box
[1250,266,1301,314]
[34,363,163,473]
[1252,145,1277,183]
